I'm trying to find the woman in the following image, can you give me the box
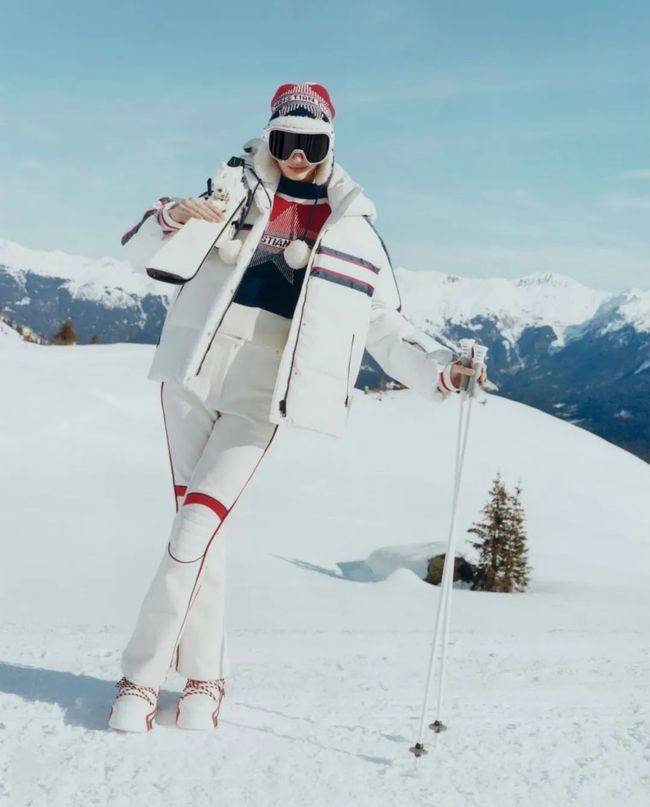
[109,82,485,732]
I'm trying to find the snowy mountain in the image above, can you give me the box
[395,268,608,349]
[0,239,170,343]
[1,238,648,459]
[362,269,650,460]
[500,289,650,460]
[1,337,648,805]
[569,287,650,339]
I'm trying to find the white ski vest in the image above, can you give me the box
[124,138,455,437]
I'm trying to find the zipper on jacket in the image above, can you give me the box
[276,185,364,417]
[344,334,355,407]
[194,179,267,376]
[277,229,327,417]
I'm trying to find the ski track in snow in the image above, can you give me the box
[1,342,649,807]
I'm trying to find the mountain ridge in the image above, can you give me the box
[1,238,648,459]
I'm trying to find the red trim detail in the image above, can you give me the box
[121,197,172,245]
[174,485,187,498]
[167,426,279,672]
[184,492,228,521]
[158,205,182,232]
[311,264,375,292]
[160,383,181,512]
[145,706,156,731]
[317,245,380,274]
[439,370,452,393]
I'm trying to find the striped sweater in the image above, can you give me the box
[157,176,331,320]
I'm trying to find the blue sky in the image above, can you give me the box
[1,0,648,290]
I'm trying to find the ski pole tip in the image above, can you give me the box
[429,719,447,733]
[409,742,427,758]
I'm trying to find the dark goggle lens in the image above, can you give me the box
[268,130,330,163]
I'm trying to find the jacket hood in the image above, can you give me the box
[243,137,377,223]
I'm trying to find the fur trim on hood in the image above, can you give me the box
[242,137,377,223]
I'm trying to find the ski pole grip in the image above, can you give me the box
[468,344,488,396]
[458,338,475,367]
[472,344,488,368]
[457,338,475,393]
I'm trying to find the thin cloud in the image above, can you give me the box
[619,169,650,180]
[601,193,650,212]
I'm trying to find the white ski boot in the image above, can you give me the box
[108,677,159,732]
[176,678,226,730]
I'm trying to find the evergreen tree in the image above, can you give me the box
[90,334,100,345]
[502,483,530,592]
[469,474,531,593]
[53,319,77,345]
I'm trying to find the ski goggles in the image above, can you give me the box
[267,129,331,164]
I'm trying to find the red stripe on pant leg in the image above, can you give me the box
[161,382,181,512]
[175,485,187,498]
[168,425,279,673]
[183,492,229,521]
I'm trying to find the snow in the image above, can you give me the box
[1,341,649,806]
[363,541,450,580]
[0,238,170,307]
[582,289,650,336]
[0,319,24,348]
[395,268,609,345]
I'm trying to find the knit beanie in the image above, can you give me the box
[268,82,335,136]
[260,82,336,186]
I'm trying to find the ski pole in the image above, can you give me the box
[410,339,474,757]
[430,344,487,740]
[410,342,487,758]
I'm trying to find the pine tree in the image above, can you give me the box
[468,474,508,592]
[504,484,530,592]
[469,474,531,593]
[53,319,77,345]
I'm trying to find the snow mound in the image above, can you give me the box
[361,541,450,580]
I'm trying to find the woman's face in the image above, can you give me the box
[277,149,317,182]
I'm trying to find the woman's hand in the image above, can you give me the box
[168,198,226,225]
[450,362,488,390]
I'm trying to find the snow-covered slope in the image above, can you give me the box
[1,340,648,806]
[0,318,23,348]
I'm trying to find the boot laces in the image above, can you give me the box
[181,678,226,704]
[115,676,158,709]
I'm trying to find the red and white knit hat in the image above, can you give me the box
[267,82,335,136]
[254,82,336,186]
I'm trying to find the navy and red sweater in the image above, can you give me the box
[233,176,330,319]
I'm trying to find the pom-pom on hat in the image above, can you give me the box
[267,82,335,136]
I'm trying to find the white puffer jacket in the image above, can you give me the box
[123,138,457,437]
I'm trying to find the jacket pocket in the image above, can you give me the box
[344,334,355,407]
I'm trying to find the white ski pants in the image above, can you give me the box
[121,304,289,687]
